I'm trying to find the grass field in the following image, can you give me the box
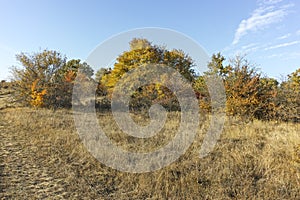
[0,107,299,199]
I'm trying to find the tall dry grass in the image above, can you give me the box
[1,107,299,199]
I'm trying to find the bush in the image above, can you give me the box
[193,54,299,122]
[275,68,300,122]
[100,38,195,111]
[11,50,66,107]
[11,50,94,109]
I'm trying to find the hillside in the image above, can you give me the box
[0,107,299,199]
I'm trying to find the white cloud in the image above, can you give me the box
[223,42,266,55]
[266,51,300,60]
[277,33,291,40]
[240,43,264,53]
[264,40,300,50]
[232,1,292,45]
[259,0,283,5]
[296,30,300,35]
[241,43,258,49]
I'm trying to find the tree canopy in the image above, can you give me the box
[9,41,299,122]
[12,50,94,108]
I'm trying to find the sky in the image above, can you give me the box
[0,0,299,81]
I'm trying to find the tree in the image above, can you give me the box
[225,55,261,119]
[193,75,211,112]
[193,53,231,112]
[100,38,195,110]
[255,77,279,120]
[11,50,94,108]
[11,50,66,107]
[59,59,94,80]
[276,68,300,122]
[95,68,110,96]
[207,53,232,78]
[95,68,111,82]
[129,38,152,50]
[49,59,94,108]
[195,53,268,120]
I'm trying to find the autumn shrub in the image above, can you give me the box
[99,38,195,111]
[9,46,299,122]
[193,76,212,113]
[274,68,300,122]
[193,53,298,122]
[11,50,66,107]
[224,59,261,119]
[11,50,94,109]
[194,54,262,120]
[253,77,279,120]
[95,96,111,111]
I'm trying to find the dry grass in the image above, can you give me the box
[0,107,299,199]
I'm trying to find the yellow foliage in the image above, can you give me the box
[155,83,165,99]
[30,79,47,107]
[65,70,76,83]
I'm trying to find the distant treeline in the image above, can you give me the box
[9,38,299,122]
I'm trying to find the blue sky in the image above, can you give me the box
[0,0,299,80]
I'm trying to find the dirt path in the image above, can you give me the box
[0,119,70,199]
[0,108,119,199]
